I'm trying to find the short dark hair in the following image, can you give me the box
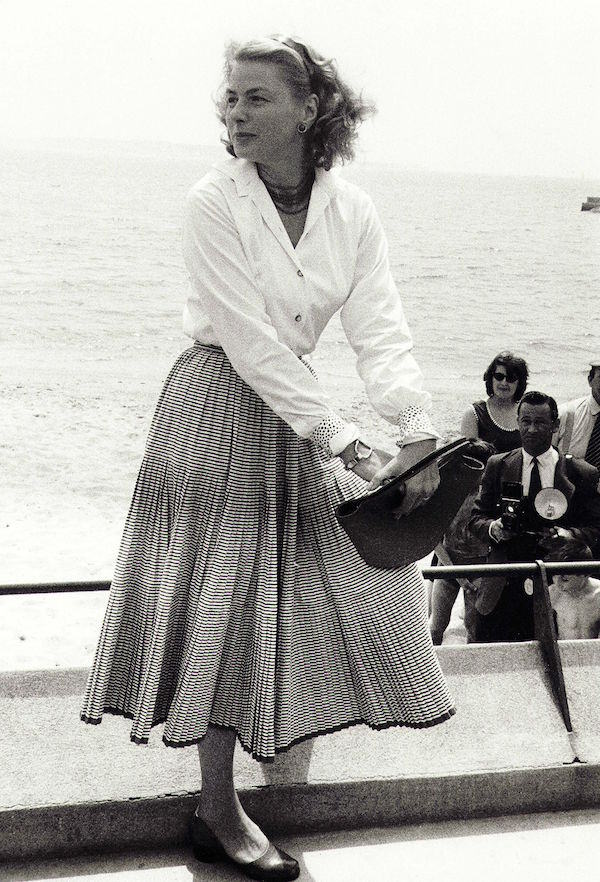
[483,351,529,400]
[517,390,559,422]
[543,537,593,563]
[588,366,600,382]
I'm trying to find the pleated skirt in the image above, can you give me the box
[80,343,455,760]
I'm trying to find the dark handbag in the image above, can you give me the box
[336,438,486,569]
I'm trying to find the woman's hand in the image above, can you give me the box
[368,439,440,517]
[338,441,394,483]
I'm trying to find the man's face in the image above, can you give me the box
[588,367,600,405]
[517,402,558,456]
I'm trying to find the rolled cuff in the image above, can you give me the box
[396,405,440,445]
[310,415,360,455]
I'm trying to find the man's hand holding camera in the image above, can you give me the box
[490,515,573,545]
[489,517,518,543]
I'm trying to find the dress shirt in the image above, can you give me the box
[182,157,437,451]
[556,394,600,458]
[489,446,559,542]
[521,447,559,495]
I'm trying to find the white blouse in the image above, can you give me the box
[182,156,437,453]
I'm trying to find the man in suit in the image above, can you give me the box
[469,390,600,643]
[554,358,600,468]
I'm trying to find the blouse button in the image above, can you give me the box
[297,269,304,278]
[295,314,302,322]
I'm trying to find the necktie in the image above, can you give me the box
[529,457,542,501]
[585,413,600,468]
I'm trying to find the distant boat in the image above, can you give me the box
[581,196,600,212]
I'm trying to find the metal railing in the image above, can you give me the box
[1,560,599,596]
[3,560,600,739]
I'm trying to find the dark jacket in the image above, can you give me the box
[469,448,600,614]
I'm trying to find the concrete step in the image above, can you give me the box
[2,641,600,861]
[4,810,600,882]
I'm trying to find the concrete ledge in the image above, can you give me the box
[2,641,600,860]
[3,765,600,861]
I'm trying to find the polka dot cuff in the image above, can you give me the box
[310,415,359,455]
[396,405,439,444]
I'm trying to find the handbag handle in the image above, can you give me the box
[366,437,473,498]
[337,438,475,521]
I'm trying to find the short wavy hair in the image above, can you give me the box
[215,36,375,170]
[483,351,529,401]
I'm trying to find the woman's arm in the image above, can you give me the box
[339,194,436,442]
[460,406,480,439]
[339,194,440,507]
[183,180,357,453]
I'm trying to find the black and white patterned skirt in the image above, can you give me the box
[80,343,455,760]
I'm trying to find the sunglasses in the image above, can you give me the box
[492,371,518,383]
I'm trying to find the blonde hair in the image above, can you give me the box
[215,36,375,170]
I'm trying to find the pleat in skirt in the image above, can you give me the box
[80,344,455,760]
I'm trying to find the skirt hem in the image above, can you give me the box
[80,705,457,763]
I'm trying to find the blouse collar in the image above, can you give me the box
[214,156,337,255]
[214,156,337,199]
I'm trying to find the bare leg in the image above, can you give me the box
[429,578,460,645]
[195,725,269,863]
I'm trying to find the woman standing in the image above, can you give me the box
[81,36,454,880]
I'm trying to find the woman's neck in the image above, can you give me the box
[256,159,310,189]
[489,395,517,410]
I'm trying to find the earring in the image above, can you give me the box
[297,122,307,134]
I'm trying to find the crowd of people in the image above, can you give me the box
[428,352,600,645]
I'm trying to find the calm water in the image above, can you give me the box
[2,138,600,433]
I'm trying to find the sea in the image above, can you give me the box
[1,139,600,581]
[3,139,599,419]
[0,138,599,611]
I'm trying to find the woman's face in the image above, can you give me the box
[225,60,308,172]
[491,364,519,400]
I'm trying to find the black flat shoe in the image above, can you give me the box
[188,813,300,881]
[242,842,300,881]
[188,812,227,862]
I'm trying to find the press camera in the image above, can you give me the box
[500,481,529,533]
[499,481,568,540]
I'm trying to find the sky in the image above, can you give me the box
[1,0,599,178]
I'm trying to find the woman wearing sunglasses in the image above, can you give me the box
[429,351,529,645]
[460,351,529,453]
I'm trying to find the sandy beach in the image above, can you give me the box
[1,317,441,670]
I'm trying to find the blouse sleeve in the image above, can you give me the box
[182,181,358,452]
[339,194,439,442]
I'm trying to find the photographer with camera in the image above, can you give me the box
[468,391,600,643]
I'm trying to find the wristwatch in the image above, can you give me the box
[344,439,373,470]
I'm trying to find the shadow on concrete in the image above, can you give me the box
[0,844,319,882]
[288,808,600,854]
[5,813,600,882]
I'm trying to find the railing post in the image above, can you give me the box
[533,559,572,733]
